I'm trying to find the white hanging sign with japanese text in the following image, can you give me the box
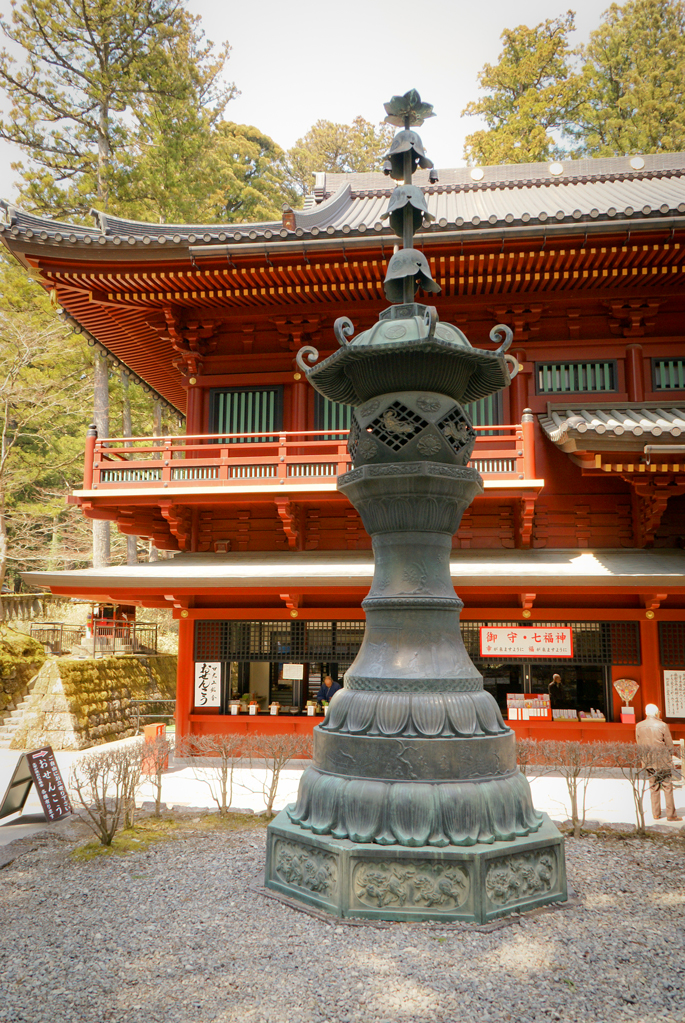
[282,663,304,680]
[480,627,574,658]
[194,662,221,707]
[664,670,685,719]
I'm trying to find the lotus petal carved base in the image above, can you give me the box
[265,811,567,923]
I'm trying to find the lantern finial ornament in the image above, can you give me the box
[383,89,435,128]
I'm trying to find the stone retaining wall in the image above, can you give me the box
[0,629,46,718]
[11,654,177,750]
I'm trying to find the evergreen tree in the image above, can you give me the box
[286,116,395,196]
[462,12,581,165]
[0,255,90,588]
[123,119,291,224]
[463,2,685,164]
[570,0,685,156]
[0,0,234,219]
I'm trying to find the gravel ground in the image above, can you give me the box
[0,816,683,1023]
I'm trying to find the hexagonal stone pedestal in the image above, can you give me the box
[265,811,567,923]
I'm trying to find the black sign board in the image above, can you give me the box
[0,746,72,823]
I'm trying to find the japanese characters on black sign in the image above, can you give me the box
[26,746,72,821]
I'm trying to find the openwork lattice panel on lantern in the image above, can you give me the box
[368,402,428,451]
[349,391,477,467]
[437,407,476,458]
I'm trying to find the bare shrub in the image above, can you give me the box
[69,742,143,845]
[516,737,549,777]
[247,732,313,817]
[177,733,245,816]
[539,740,613,837]
[608,741,672,835]
[142,733,174,816]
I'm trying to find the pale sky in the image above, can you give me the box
[0,0,616,204]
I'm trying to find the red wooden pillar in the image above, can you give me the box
[291,378,308,433]
[185,384,203,437]
[509,350,528,424]
[291,376,308,455]
[639,616,662,711]
[625,344,645,401]
[175,615,195,740]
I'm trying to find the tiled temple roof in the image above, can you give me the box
[1,152,685,251]
[539,402,685,453]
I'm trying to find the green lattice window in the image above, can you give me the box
[314,394,352,438]
[210,388,283,441]
[653,359,685,391]
[465,392,503,432]
[536,361,617,394]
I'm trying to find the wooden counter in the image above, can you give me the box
[186,714,684,742]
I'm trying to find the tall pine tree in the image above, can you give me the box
[0,0,235,219]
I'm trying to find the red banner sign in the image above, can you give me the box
[480,627,573,658]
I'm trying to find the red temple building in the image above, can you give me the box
[3,152,685,741]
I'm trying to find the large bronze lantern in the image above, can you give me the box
[265,91,567,922]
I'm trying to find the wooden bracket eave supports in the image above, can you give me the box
[519,592,536,611]
[642,592,668,612]
[279,591,302,610]
[159,501,191,551]
[629,477,685,546]
[517,495,537,548]
[276,497,300,550]
[164,593,192,610]
[272,316,321,351]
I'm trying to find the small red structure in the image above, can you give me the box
[3,153,684,740]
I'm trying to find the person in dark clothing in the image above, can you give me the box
[548,673,564,710]
[316,675,341,702]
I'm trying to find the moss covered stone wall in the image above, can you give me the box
[0,628,46,717]
[12,654,178,750]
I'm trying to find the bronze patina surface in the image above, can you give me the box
[265,92,567,921]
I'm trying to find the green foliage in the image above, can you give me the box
[0,0,235,219]
[0,251,175,582]
[0,256,92,585]
[286,116,395,196]
[202,122,294,223]
[570,0,685,156]
[464,1,685,163]
[463,12,581,164]
[122,120,292,224]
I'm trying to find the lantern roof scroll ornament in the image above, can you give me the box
[296,89,519,401]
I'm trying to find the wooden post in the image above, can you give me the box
[92,351,110,568]
[521,409,537,480]
[509,349,528,423]
[121,370,138,566]
[185,385,202,436]
[639,616,662,710]
[625,344,645,402]
[149,400,162,562]
[83,423,97,490]
[175,615,194,740]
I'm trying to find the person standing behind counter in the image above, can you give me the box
[316,675,341,702]
[548,673,564,710]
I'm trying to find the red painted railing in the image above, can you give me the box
[84,425,537,491]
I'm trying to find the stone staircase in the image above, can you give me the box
[0,683,37,749]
